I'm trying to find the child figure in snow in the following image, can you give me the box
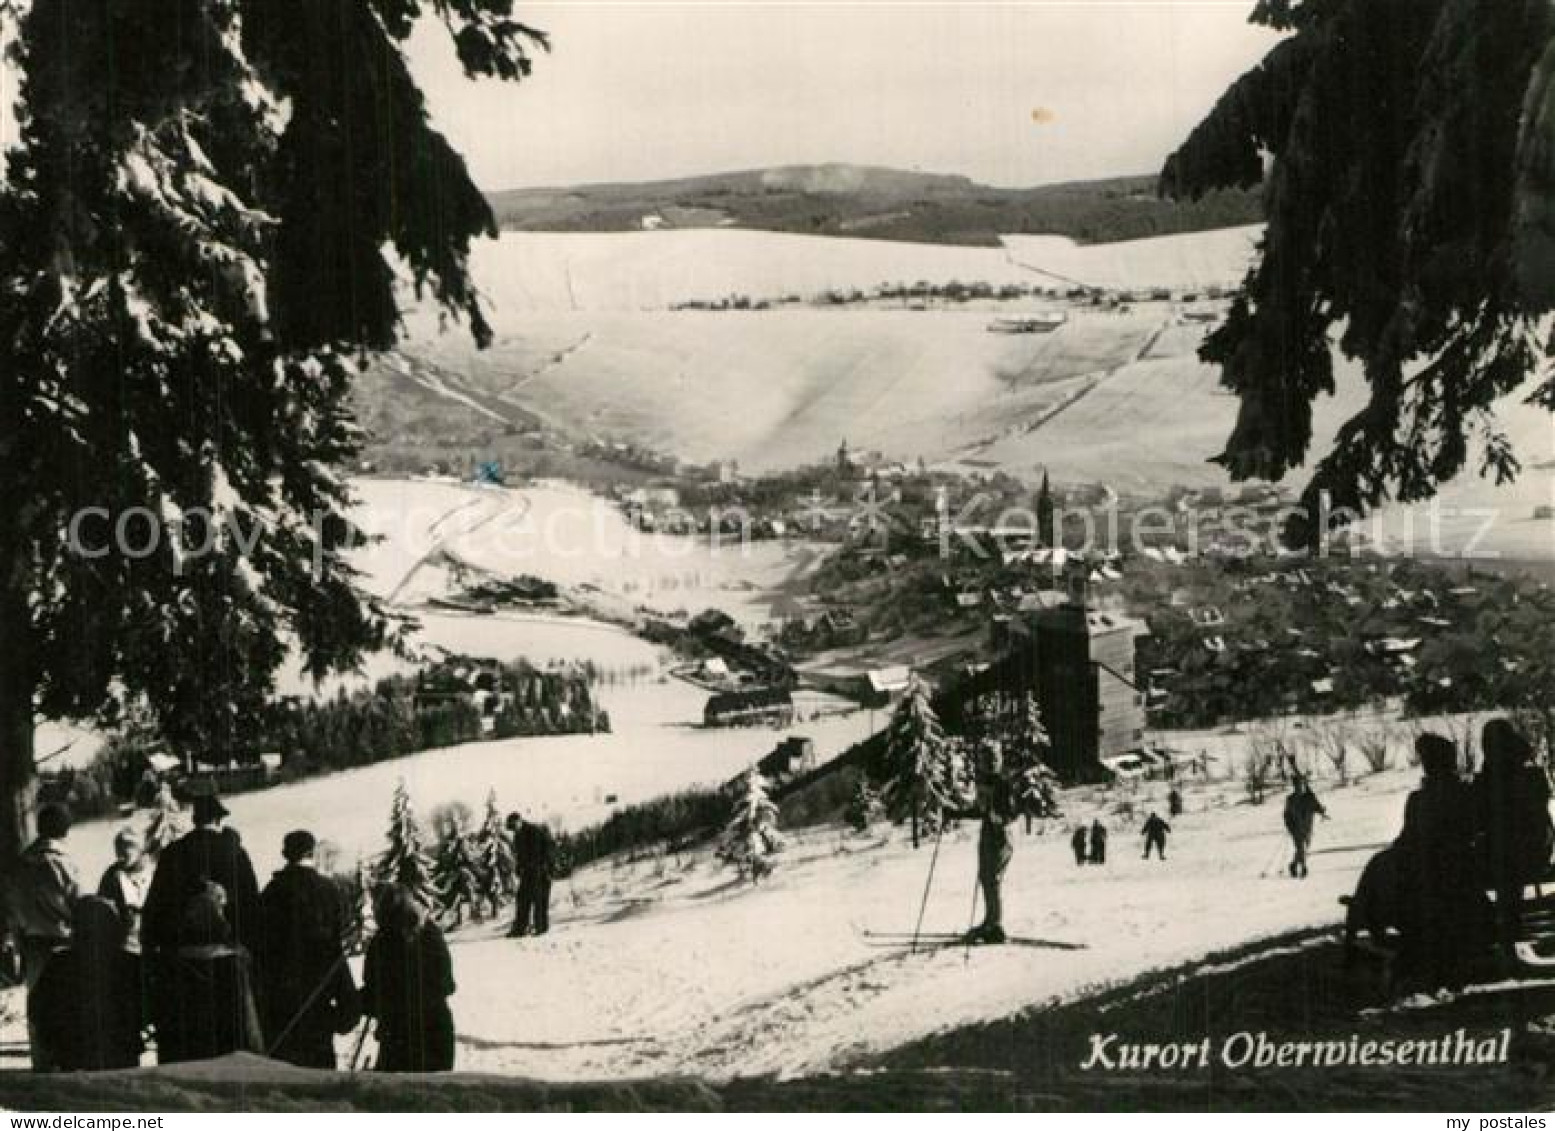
[1141,812,1170,860]
[1070,825,1088,867]
[1283,776,1329,878]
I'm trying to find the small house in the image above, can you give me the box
[704,686,795,728]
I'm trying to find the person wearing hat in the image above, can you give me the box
[1394,733,1490,993]
[140,787,264,1041]
[259,830,361,1068]
[1475,718,1554,963]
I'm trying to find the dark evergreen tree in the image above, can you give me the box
[0,0,548,861]
[431,815,482,928]
[844,777,883,833]
[1161,1,1555,546]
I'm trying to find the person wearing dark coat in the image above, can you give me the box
[1069,825,1088,867]
[1089,820,1108,865]
[153,886,264,1063]
[1141,813,1170,860]
[1167,788,1183,819]
[1283,778,1329,879]
[507,813,556,937]
[260,831,361,1069]
[142,793,263,961]
[1475,719,1555,963]
[28,897,143,1071]
[1395,733,1491,993]
[362,883,456,1072]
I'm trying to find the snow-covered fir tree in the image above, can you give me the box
[143,782,188,855]
[377,780,436,911]
[474,790,517,918]
[718,769,783,883]
[0,0,547,863]
[845,777,883,833]
[343,858,375,957]
[431,816,483,928]
[880,676,958,847]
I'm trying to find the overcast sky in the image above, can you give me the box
[406,1,1281,191]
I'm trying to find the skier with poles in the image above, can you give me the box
[967,764,1018,944]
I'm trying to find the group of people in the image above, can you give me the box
[1069,820,1108,866]
[3,790,560,1075]
[1360,719,1554,992]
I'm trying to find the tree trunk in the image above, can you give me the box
[0,587,35,865]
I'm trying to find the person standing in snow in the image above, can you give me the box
[1283,777,1329,879]
[362,883,456,1072]
[967,770,1017,945]
[3,803,81,1070]
[1089,819,1108,865]
[1141,812,1171,860]
[1168,787,1183,819]
[507,812,556,937]
[260,831,360,1069]
[1070,824,1089,867]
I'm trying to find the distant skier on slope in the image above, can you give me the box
[1141,812,1170,861]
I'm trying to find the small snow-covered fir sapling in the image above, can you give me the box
[431,812,483,928]
[474,789,517,918]
[880,676,959,847]
[718,769,784,883]
[377,779,437,911]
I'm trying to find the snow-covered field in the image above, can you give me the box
[392,749,1421,1081]
[3,712,1454,1082]
[392,227,1554,561]
[350,477,821,628]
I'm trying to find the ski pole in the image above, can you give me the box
[911,820,946,954]
[264,951,351,1058]
[349,1017,376,1072]
[963,871,981,965]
